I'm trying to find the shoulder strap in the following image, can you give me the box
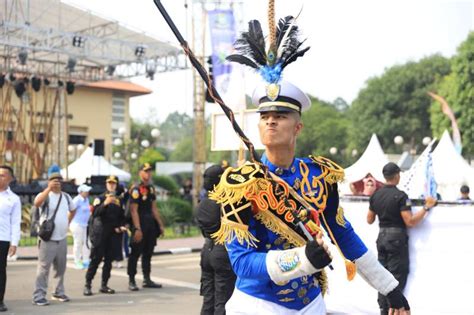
[50,193,63,221]
[41,195,50,216]
[65,193,72,207]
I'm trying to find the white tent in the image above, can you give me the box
[341,134,389,194]
[61,147,131,184]
[402,130,474,200]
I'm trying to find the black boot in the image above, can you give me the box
[99,281,115,294]
[143,275,162,288]
[128,278,139,291]
[83,282,93,296]
[0,302,8,312]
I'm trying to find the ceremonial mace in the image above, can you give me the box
[153,0,317,244]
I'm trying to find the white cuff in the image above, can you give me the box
[355,250,399,295]
[266,246,318,284]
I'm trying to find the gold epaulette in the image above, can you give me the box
[309,155,345,185]
[209,163,267,247]
[209,162,266,206]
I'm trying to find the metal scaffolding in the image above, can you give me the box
[0,0,188,181]
[0,0,187,81]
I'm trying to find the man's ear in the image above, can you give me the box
[295,121,304,136]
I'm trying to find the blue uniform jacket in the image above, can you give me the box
[211,155,368,310]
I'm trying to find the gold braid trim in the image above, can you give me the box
[320,211,357,281]
[254,210,306,247]
[210,177,268,206]
[309,155,345,184]
[336,207,347,227]
[317,270,328,296]
[211,217,259,248]
[268,0,276,50]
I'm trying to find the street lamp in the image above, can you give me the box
[113,138,123,146]
[422,137,431,146]
[130,152,138,160]
[394,135,404,145]
[141,139,150,148]
[329,147,338,155]
[118,127,126,136]
[151,128,160,138]
[351,149,358,157]
[114,152,121,159]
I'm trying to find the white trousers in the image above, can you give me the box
[226,288,326,315]
[69,223,90,263]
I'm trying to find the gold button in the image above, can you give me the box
[303,297,310,305]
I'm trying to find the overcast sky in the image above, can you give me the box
[65,0,474,123]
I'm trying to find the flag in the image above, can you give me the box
[207,9,236,95]
[423,146,438,199]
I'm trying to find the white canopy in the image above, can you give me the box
[61,147,131,184]
[341,134,389,194]
[401,130,474,200]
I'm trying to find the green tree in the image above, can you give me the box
[297,97,351,166]
[169,136,193,161]
[159,111,194,145]
[430,31,474,157]
[349,54,451,153]
[138,148,165,166]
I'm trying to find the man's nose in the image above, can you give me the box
[266,116,276,125]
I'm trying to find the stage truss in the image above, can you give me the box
[0,0,187,181]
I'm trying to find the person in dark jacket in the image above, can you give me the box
[196,165,236,315]
[83,175,127,296]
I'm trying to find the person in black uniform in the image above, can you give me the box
[127,163,165,291]
[84,175,127,296]
[196,165,236,315]
[367,162,436,315]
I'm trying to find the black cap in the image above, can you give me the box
[203,165,225,191]
[140,163,153,172]
[382,162,401,177]
[460,185,470,194]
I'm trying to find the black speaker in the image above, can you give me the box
[90,175,108,185]
[93,139,105,156]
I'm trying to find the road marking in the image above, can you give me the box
[154,256,200,265]
[166,264,200,270]
[109,268,200,290]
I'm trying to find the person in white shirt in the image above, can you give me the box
[0,165,21,312]
[32,167,75,306]
[71,184,92,269]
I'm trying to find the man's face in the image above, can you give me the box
[106,181,117,192]
[49,178,62,191]
[258,111,303,149]
[0,169,12,190]
[80,191,89,198]
[140,169,152,182]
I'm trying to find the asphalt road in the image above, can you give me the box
[4,253,203,315]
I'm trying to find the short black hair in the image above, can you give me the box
[0,165,14,177]
[460,185,470,194]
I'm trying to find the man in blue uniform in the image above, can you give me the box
[211,78,412,314]
[206,14,411,314]
[211,80,411,314]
